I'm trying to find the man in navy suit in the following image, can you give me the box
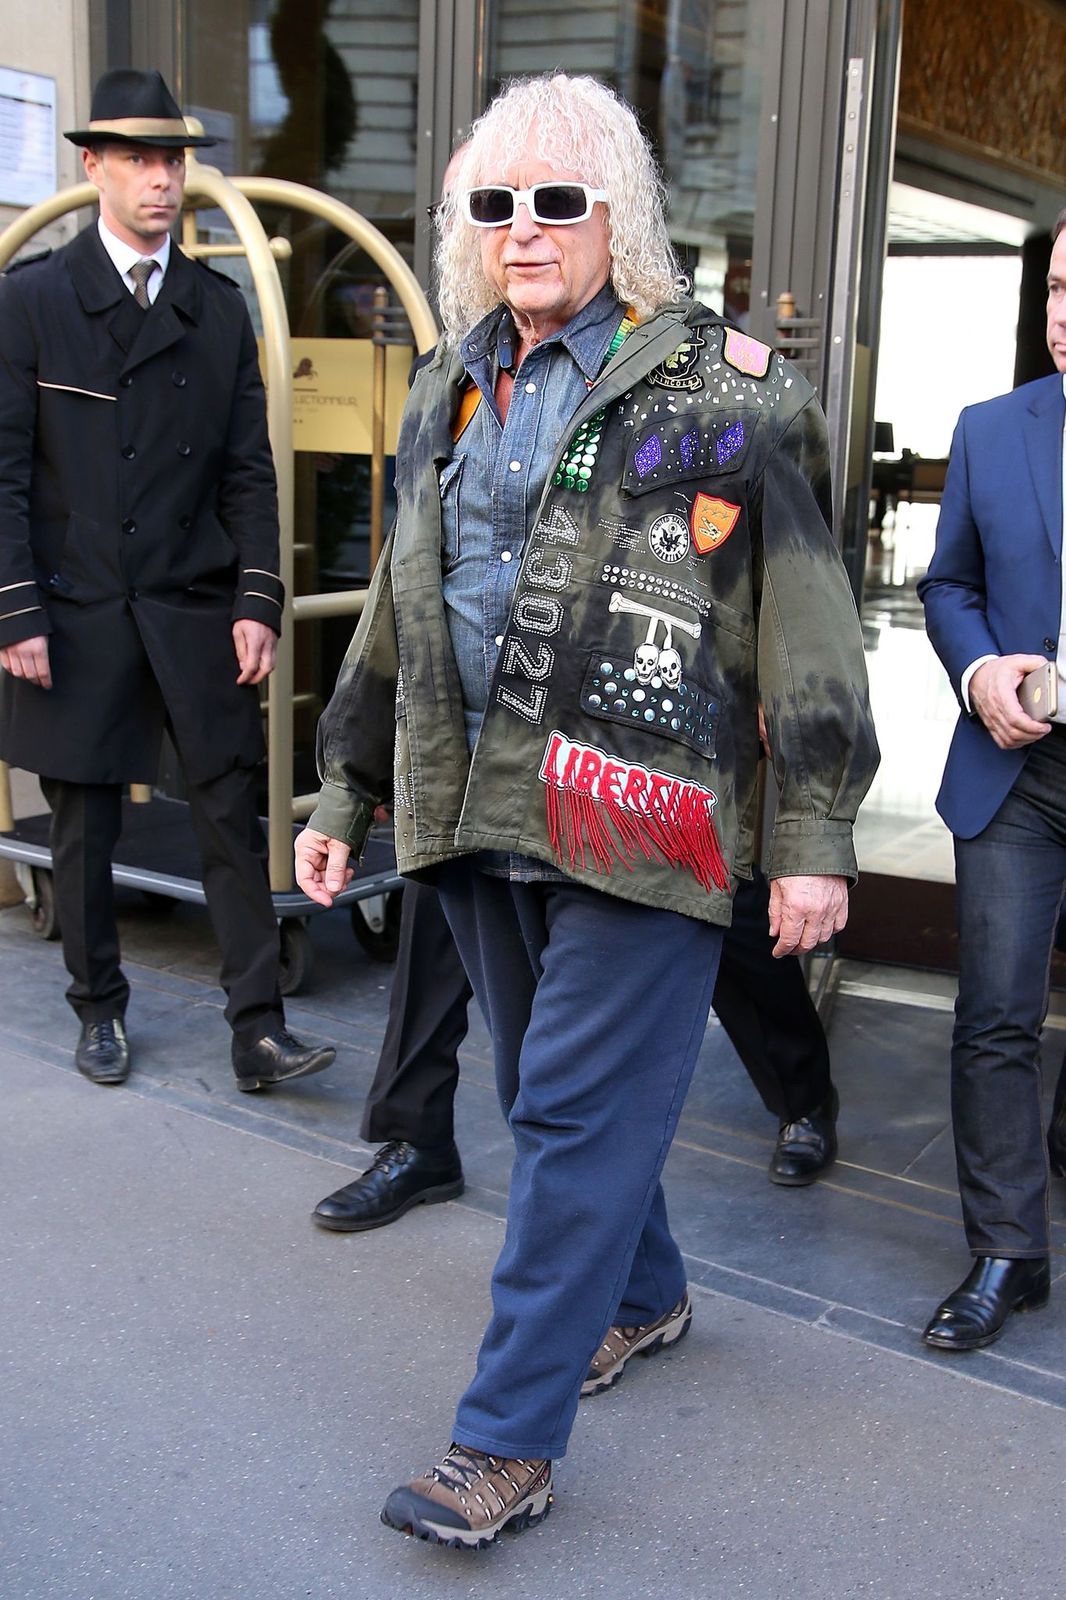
[918,211,1066,1352]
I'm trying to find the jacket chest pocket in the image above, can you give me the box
[439,454,465,572]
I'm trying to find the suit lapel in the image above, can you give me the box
[120,244,202,375]
[64,224,203,370]
[1022,376,1065,561]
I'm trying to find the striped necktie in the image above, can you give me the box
[129,258,158,309]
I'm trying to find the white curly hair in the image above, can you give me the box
[436,74,685,342]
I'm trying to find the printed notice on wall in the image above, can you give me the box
[0,67,56,207]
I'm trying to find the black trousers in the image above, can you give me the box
[361,865,831,1147]
[41,766,283,1047]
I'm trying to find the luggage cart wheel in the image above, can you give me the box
[350,890,401,963]
[278,916,312,996]
[27,867,61,941]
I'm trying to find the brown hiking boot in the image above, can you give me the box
[581,1291,692,1396]
[380,1444,553,1549]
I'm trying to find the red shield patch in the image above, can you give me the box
[691,493,740,553]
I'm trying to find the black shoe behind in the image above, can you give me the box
[769,1086,839,1186]
[232,1028,336,1091]
[923,1255,1051,1352]
[75,1018,130,1085]
[312,1140,464,1232]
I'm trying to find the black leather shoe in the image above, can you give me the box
[312,1140,464,1232]
[769,1087,838,1186]
[75,1018,130,1085]
[232,1028,336,1092]
[923,1256,1051,1352]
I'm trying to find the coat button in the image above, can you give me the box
[178,514,191,529]
[122,518,136,535]
[128,588,139,601]
[176,441,191,457]
[119,374,133,388]
[1044,637,1056,652]
[121,444,136,459]
[172,371,187,387]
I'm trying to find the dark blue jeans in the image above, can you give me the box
[952,725,1066,1257]
[435,861,723,1460]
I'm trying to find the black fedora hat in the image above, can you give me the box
[64,68,216,149]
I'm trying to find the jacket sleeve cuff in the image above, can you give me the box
[0,585,51,648]
[767,820,859,884]
[232,568,284,634]
[307,783,376,857]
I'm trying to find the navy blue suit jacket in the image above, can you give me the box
[918,375,1064,838]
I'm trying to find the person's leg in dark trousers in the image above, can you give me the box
[436,862,722,1461]
[950,736,1066,1260]
[713,864,836,1184]
[183,762,283,1046]
[1050,909,1066,1177]
[715,866,831,1120]
[924,732,1066,1354]
[312,879,468,1230]
[183,761,336,1088]
[361,881,473,1146]
[40,776,128,1022]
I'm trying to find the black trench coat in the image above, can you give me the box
[0,224,283,785]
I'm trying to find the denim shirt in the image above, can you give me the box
[440,285,625,752]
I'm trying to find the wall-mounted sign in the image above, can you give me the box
[258,337,412,454]
[0,67,56,208]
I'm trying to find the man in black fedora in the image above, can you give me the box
[0,67,335,1091]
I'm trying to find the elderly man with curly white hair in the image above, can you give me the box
[296,73,877,1548]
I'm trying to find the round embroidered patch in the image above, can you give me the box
[648,514,691,564]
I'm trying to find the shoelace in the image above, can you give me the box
[432,1447,492,1491]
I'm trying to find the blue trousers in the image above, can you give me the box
[952,725,1066,1256]
[434,861,723,1460]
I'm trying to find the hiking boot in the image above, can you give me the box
[581,1291,692,1396]
[380,1444,553,1549]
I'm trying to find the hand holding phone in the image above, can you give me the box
[1018,661,1059,722]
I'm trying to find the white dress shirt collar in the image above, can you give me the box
[97,216,171,304]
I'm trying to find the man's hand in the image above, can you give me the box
[768,874,848,957]
[0,635,51,690]
[294,827,354,907]
[969,655,1053,750]
[232,619,278,685]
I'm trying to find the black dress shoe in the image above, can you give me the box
[312,1140,464,1232]
[75,1018,130,1085]
[232,1028,336,1092]
[769,1087,839,1186]
[923,1255,1051,1352]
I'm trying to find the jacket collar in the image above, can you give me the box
[64,222,202,372]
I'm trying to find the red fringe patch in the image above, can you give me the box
[544,781,729,893]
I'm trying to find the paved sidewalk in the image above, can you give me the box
[1,894,1064,1599]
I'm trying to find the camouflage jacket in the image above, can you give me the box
[310,298,879,926]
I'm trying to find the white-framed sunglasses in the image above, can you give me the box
[462,182,609,228]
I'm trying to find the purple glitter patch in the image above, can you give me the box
[679,428,700,470]
[633,433,663,479]
[716,422,744,466]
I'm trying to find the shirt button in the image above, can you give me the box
[176,441,192,457]
[508,459,521,472]
[119,374,133,388]
[121,444,136,459]
[121,518,136,535]
[524,382,536,394]
[500,550,513,562]
[172,371,187,387]
[495,634,504,646]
